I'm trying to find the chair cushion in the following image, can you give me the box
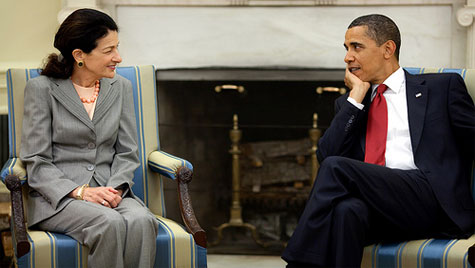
[1,157,26,182]
[17,231,87,268]
[155,216,206,268]
[148,150,193,180]
[17,215,207,268]
[362,234,475,268]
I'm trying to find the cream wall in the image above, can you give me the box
[0,0,61,114]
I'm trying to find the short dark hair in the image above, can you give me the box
[42,8,119,78]
[348,14,401,60]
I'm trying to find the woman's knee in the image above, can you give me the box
[79,208,126,248]
[126,208,157,229]
[95,209,126,231]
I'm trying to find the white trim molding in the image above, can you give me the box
[100,0,464,6]
[457,4,475,68]
[58,0,103,23]
[457,6,475,27]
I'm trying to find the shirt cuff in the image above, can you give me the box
[347,97,364,110]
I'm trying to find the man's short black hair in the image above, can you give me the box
[349,14,401,60]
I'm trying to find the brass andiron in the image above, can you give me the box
[210,114,265,247]
[214,84,245,93]
[316,86,347,95]
[309,113,322,184]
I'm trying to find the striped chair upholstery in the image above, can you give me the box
[1,66,207,268]
[361,68,475,268]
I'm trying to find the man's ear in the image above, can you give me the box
[72,49,85,63]
[383,40,397,60]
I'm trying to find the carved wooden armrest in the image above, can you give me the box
[148,150,207,248]
[5,175,30,258]
[176,167,207,248]
[469,242,475,267]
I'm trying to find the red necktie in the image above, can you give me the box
[365,84,388,166]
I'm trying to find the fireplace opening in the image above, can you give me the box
[156,67,345,253]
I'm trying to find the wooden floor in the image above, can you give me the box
[208,254,286,268]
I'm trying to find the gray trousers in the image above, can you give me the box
[37,194,158,268]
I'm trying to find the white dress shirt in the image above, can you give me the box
[348,67,418,170]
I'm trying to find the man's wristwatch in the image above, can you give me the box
[75,184,89,200]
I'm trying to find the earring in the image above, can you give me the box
[77,61,84,67]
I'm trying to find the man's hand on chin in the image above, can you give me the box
[344,67,371,104]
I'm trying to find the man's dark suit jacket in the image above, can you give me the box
[316,70,475,234]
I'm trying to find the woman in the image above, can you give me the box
[20,8,157,268]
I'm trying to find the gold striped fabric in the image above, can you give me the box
[1,157,26,180]
[1,69,33,183]
[117,66,166,217]
[20,230,88,268]
[362,234,475,268]
[155,216,198,268]
[22,216,203,268]
[6,69,29,159]
[148,150,193,180]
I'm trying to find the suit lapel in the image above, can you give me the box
[92,76,119,124]
[405,70,428,155]
[50,78,95,131]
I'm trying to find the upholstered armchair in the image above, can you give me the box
[0,66,207,267]
[361,68,475,268]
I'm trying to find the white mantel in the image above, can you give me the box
[457,0,475,68]
[58,0,469,69]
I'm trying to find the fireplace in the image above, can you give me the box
[156,67,345,253]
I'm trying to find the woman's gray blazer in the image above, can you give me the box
[20,74,140,227]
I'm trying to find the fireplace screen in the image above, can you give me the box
[156,68,345,253]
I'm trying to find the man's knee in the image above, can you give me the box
[315,156,355,187]
[333,198,369,223]
[320,156,353,171]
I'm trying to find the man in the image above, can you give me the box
[282,14,474,267]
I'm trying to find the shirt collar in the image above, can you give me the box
[371,67,405,95]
